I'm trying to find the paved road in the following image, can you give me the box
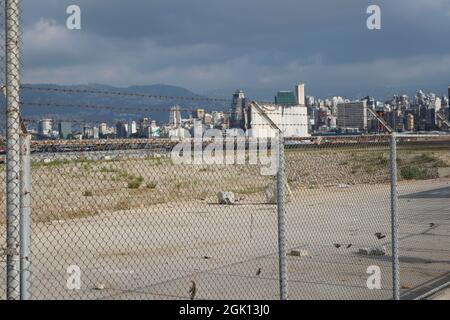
[400,187,450,199]
[0,179,449,300]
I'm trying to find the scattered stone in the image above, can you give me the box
[358,246,386,256]
[102,156,112,161]
[401,284,412,290]
[93,283,105,291]
[337,184,351,189]
[288,249,310,258]
[43,158,52,164]
[218,191,235,205]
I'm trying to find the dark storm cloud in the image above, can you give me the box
[21,0,450,99]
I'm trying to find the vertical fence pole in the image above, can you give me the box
[390,133,400,300]
[276,131,288,300]
[20,134,31,300]
[5,0,22,300]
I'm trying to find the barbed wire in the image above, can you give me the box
[20,101,308,117]
[20,85,232,103]
[20,85,280,106]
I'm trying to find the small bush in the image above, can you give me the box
[127,175,144,189]
[418,153,445,167]
[146,182,157,189]
[400,166,426,180]
[100,166,119,173]
[82,190,94,197]
[420,152,438,163]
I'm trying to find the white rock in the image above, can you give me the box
[218,191,235,205]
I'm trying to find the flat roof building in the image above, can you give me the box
[275,91,296,106]
[247,103,309,138]
[337,101,368,131]
[58,121,72,139]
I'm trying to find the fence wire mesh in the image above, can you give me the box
[0,128,449,299]
[284,136,394,299]
[21,138,283,299]
[2,0,22,301]
[0,0,6,302]
[1,0,450,301]
[395,135,450,299]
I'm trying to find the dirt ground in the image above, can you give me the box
[0,144,448,224]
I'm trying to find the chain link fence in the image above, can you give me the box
[0,0,7,302]
[25,138,282,300]
[0,132,448,300]
[1,0,450,301]
[284,136,395,300]
[1,0,23,301]
[395,135,450,299]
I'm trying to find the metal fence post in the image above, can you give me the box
[20,133,32,300]
[5,0,22,300]
[390,133,400,300]
[276,131,288,300]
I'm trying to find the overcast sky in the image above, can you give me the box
[21,0,450,100]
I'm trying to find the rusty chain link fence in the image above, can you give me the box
[1,0,450,301]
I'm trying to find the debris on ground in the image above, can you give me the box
[288,249,310,258]
[357,246,386,256]
[93,283,105,291]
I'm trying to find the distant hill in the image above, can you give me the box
[16,83,230,125]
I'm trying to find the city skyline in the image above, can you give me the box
[23,81,450,141]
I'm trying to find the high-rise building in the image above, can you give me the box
[406,114,414,131]
[337,101,368,131]
[434,97,442,112]
[275,91,296,106]
[116,121,128,139]
[129,121,138,136]
[58,121,72,139]
[230,90,246,129]
[38,119,53,137]
[99,123,108,136]
[150,120,160,138]
[93,127,99,139]
[295,83,305,105]
[204,113,213,126]
[169,105,182,127]
[195,108,205,121]
[83,126,94,139]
